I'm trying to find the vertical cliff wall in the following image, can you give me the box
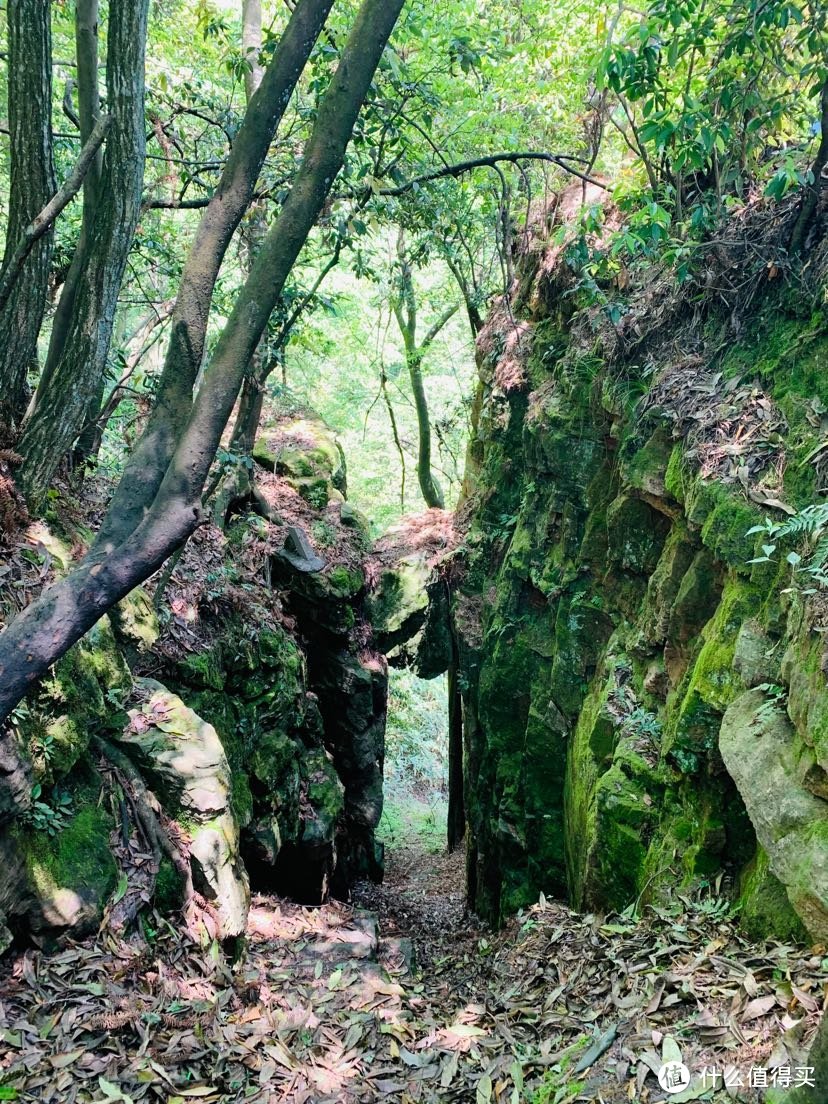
[453,191,828,940]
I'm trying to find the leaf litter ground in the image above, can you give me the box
[0,837,824,1104]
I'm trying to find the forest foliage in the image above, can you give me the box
[0,0,824,717]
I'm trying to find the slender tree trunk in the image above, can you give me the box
[447,659,465,851]
[0,0,57,431]
[95,0,336,554]
[18,0,150,506]
[392,238,455,510]
[408,349,445,509]
[0,0,407,728]
[233,0,268,458]
[35,0,102,409]
[790,77,828,255]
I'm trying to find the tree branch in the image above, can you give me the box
[344,151,606,199]
[0,114,111,314]
[421,301,459,351]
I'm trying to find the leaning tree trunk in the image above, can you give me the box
[0,0,407,731]
[408,351,445,509]
[0,0,57,431]
[17,0,150,507]
[95,0,336,554]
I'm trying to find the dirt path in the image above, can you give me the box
[0,836,824,1103]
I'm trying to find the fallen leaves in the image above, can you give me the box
[0,862,825,1104]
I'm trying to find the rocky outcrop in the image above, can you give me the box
[151,409,388,905]
[450,190,828,938]
[0,408,387,951]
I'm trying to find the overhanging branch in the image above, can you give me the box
[341,151,607,200]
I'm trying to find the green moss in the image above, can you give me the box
[621,428,675,500]
[249,729,298,789]
[326,564,365,599]
[24,797,117,906]
[686,481,763,572]
[27,618,131,779]
[664,444,688,502]
[179,648,225,690]
[667,577,760,770]
[638,522,697,645]
[739,847,809,943]
[154,855,185,913]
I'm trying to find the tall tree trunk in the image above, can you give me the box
[790,77,828,255]
[95,0,336,554]
[392,236,456,510]
[242,0,264,102]
[35,0,101,412]
[0,0,57,431]
[17,0,150,506]
[0,0,407,729]
[233,0,268,459]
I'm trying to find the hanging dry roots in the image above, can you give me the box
[94,737,198,937]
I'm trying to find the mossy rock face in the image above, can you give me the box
[739,846,809,943]
[621,428,677,506]
[110,587,159,665]
[782,609,828,781]
[720,688,828,941]
[451,218,828,941]
[605,494,671,576]
[2,767,117,945]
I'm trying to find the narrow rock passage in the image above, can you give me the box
[1,831,824,1103]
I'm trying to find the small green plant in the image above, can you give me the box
[747,504,828,592]
[29,732,57,770]
[22,785,73,836]
[756,682,787,722]
[621,706,663,745]
[311,519,337,548]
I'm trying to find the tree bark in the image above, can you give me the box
[18,0,151,506]
[33,0,102,417]
[0,0,407,727]
[447,660,466,851]
[0,115,111,316]
[95,0,336,553]
[789,77,828,255]
[0,0,57,431]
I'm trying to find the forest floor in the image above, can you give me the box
[0,828,825,1104]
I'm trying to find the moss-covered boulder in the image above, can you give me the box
[1,766,117,947]
[253,413,346,506]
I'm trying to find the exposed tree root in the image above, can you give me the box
[94,737,197,935]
